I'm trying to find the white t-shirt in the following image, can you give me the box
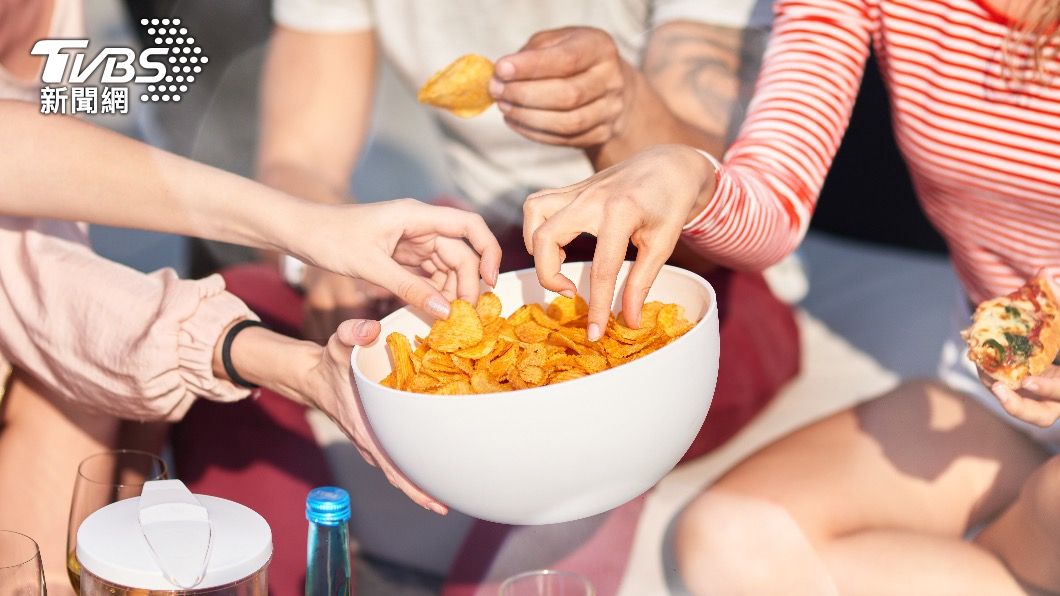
[273,0,773,224]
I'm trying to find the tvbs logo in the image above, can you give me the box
[32,17,207,112]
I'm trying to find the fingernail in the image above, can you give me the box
[488,78,504,97]
[497,100,511,113]
[1025,381,1039,392]
[560,289,575,299]
[496,60,515,79]
[354,320,371,338]
[426,296,451,319]
[491,267,500,287]
[587,323,602,342]
[427,502,446,515]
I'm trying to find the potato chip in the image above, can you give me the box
[471,370,509,394]
[417,54,495,118]
[551,369,587,384]
[548,295,589,324]
[450,354,474,376]
[379,371,398,389]
[386,333,416,390]
[455,331,498,360]
[529,305,561,330]
[515,321,551,343]
[427,299,483,353]
[507,304,533,326]
[489,344,521,378]
[432,379,473,395]
[381,292,695,395]
[606,320,654,344]
[476,292,502,323]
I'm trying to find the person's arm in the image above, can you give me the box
[0,100,501,316]
[257,25,395,340]
[216,319,446,514]
[488,18,767,170]
[257,27,375,206]
[522,0,874,334]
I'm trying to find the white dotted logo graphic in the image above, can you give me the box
[137,18,208,103]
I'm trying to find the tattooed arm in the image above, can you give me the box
[591,21,766,169]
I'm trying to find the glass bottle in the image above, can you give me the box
[305,486,352,596]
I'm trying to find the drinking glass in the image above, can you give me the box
[499,570,595,596]
[66,450,167,592]
[0,530,46,595]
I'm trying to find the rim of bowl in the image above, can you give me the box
[350,263,717,401]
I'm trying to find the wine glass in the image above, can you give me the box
[499,570,595,596]
[66,450,167,592]
[0,530,46,595]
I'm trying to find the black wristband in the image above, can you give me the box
[221,319,267,389]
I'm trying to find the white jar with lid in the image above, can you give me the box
[76,479,272,595]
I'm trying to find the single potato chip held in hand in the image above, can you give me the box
[417,54,495,118]
[381,292,697,395]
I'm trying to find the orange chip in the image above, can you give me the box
[427,299,484,353]
[518,364,547,386]
[386,332,416,390]
[657,304,691,337]
[470,370,509,394]
[551,369,587,384]
[417,54,495,118]
[575,353,608,374]
[529,305,561,330]
[455,331,498,360]
[507,305,533,326]
[409,373,443,393]
[548,295,589,325]
[432,379,473,395]
[379,371,398,389]
[515,321,551,343]
[606,320,654,344]
[476,292,502,323]
[450,354,474,376]
[489,344,521,378]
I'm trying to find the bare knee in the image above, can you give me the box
[675,490,838,596]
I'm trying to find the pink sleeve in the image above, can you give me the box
[0,218,257,421]
[681,0,876,270]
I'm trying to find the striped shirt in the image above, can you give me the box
[682,0,1060,303]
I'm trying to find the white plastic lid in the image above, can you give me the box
[76,480,272,590]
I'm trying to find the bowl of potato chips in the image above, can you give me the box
[351,262,719,524]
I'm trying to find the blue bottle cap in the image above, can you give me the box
[306,487,350,525]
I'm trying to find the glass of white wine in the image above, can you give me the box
[66,450,167,593]
[500,570,595,596]
[0,530,46,595]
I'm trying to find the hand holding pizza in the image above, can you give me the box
[972,268,1060,427]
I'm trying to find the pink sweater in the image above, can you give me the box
[0,0,255,420]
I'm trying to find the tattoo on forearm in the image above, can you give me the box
[644,22,768,148]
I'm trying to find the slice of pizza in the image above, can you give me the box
[963,277,1060,389]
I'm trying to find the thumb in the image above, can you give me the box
[372,259,452,319]
[336,319,380,347]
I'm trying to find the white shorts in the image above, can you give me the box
[937,293,1060,451]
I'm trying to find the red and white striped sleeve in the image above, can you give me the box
[681,0,877,270]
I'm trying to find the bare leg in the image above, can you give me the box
[0,372,119,594]
[977,454,1060,593]
[675,380,1048,596]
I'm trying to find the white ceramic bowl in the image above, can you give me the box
[351,262,719,525]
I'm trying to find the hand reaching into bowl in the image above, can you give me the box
[0,104,502,321]
[523,145,715,340]
[219,318,447,514]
